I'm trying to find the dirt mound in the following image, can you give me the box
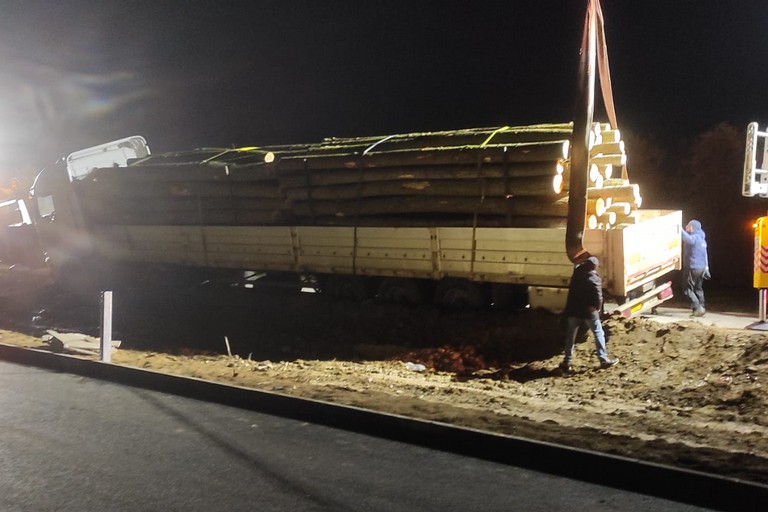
[1,281,767,483]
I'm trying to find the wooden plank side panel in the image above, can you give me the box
[438,227,566,251]
[472,261,573,285]
[89,222,587,288]
[614,209,683,295]
[356,230,433,250]
[474,238,567,252]
[355,257,433,276]
[294,226,355,271]
[357,227,435,241]
[202,226,294,247]
[434,266,570,286]
[93,225,207,265]
[471,249,573,266]
[437,225,572,285]
[437,227,473,275]
[295,226,356,247]
[355,247,431,261]
[295,226,355,274]
[350,227,435,275]
[202,226,295,269]
[205,242,292,258]
[474,227,567,242]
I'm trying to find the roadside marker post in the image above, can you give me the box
[749,217,768,330]
[100,291,113,362]
[743,125,768,330]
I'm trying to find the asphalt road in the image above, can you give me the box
[0,361,723,512]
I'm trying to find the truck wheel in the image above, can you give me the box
[434,279,485,310]
[325,275,372,300]
[376,278,424,304]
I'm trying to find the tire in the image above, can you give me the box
[325,275,372,300]
[434,279,485,310]
[376,278,425,304]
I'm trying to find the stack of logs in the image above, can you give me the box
[558,122,642,229]
[74,122,642,230]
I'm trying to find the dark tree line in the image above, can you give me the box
[623,123,765,291]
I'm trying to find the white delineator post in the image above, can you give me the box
[100,291,113,362]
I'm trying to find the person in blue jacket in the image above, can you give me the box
[559,256,619,372]
[681,219,710,317]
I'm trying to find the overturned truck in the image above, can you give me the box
[27,122,681,316]
[24,1,682,316]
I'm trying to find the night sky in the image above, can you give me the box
[1,0,768,174]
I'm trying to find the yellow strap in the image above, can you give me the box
[480,126,510,147]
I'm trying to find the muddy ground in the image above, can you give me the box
[0,268,766,484]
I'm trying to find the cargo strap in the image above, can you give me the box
[593,0,626,180]
[471,150,487,275]
[302,159,316,223]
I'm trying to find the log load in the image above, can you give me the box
[72,122,644,230]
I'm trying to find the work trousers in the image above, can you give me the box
[683,267,706,311]
[563,311,609,364]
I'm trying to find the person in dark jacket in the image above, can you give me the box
[559,256,619,372]
[681,219,710,317]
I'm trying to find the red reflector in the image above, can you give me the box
[658,287,673,300]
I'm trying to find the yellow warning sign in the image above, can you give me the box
[754,217,768,288]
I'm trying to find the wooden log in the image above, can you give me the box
[293,123,575,152]
[278,161,563,188]
[300,215,569,228]
[272,141,570,173]
[554,163,612,191]
[283,176,563,201]
[587,184,641,207]
[324,128,571,153]
[590,153,626,167]
[264,132,573,163]
[83,207,289,226]
[600,129,621,144]
[291,196,568,218]
[588,130,599,150]
[602,178,630,187]
[552,174,564,195]
[79,195,289,214]
[588,164,601,183]
[85,162,281,183]
[589,141,624,156]
[129,146,275,165]
[85,164,226,183]
[594,122,612,133]
[598,211,617,226]
[606,202,632,215]
[587,197,606,216]
[613,212,639,225]
[77,179,282,199]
